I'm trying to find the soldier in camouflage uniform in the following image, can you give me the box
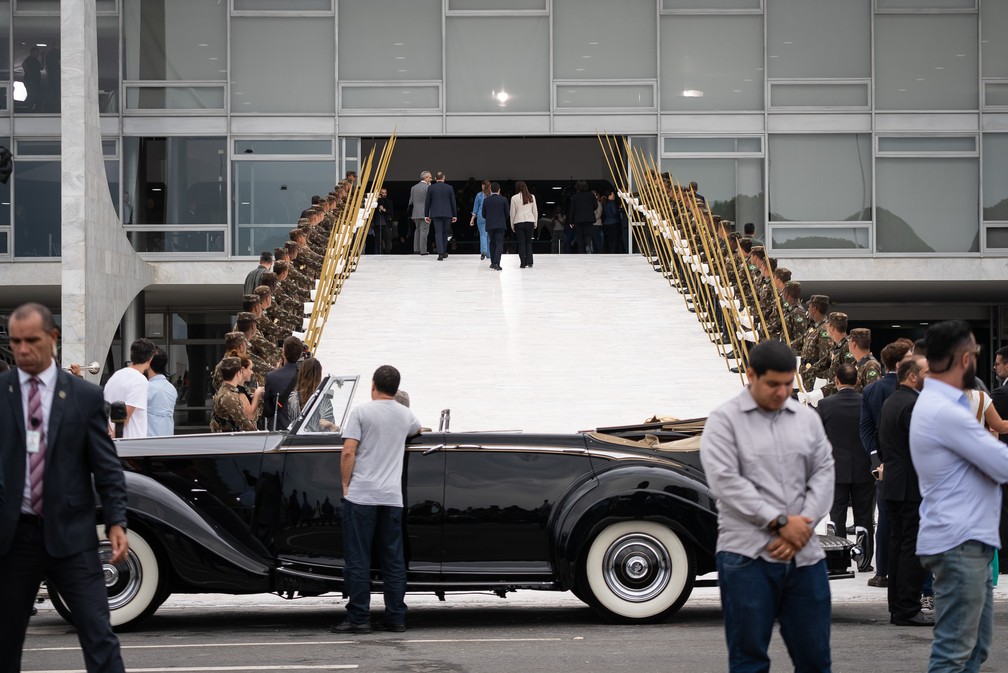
[849,327,883,392]
[235,313,273,381]
[781,281,807,354]
[820,312,856,398]
[800,294,832,390]
[211,332,249,392]
[210,357,262,432]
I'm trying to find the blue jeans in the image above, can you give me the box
[716,553,832,673]
[919,541,995,673]
[476,221,489,256]
[341,499,407,626]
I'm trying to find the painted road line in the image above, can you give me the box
[27,637,565,653]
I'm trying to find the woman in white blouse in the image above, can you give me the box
[509,180,538,269]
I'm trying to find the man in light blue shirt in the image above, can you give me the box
[910,320,1008,673]
[146,347,177,437]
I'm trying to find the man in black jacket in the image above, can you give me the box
[879,353,932,626]
[567,179,596,255]
[263,335,303,431]
[0,303,128,672]
[424,172,457,261]
[818,363,875,558]
[481,182,509,271]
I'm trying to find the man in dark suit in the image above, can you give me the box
[263,335,303,431]
[879,353,932,626]
[424,171,457,261]
[0,302,128,673]
[818,363,874,565]
[481,182,509,271]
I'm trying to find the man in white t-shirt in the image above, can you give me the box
[103,338,155,439]
[331,365,421,635]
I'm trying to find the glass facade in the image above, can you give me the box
[0,3,1003,259]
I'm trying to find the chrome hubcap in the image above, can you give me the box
[98,542,143,610]
[602,533,671,602]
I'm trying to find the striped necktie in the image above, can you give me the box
[27,377,46,516]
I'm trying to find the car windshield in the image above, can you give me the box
[297,375,359,434]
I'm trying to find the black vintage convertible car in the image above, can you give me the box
[55,376,852,629]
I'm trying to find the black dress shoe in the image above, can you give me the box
[330,621,372,634]
[380,622,406,633]
[437,255,445,261]
[520,264,527,269]
[729,366,741,374]
[892,613,934,627]
[495,265,502,271]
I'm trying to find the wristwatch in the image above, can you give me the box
[768,514,789,532]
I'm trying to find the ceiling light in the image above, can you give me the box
[198,43,209,47]
[682,89,703,97]
[493,90,510,104]
[36,43,47,47]
[12,81,26,102]
[393,42,404,46]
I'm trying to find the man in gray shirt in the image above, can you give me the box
[331,365,421,635]
[700,340,835,673]
[408,171,432,255]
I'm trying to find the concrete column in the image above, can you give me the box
[60,0,151,379]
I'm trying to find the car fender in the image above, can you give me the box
[550,462,718,587]
[123,471,271,578]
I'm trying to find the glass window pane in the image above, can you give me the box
[446,17,550,113]
[0,2,10,112]
[16,139,58,154]
[770,82,869,108]
[106,159,119,217]
[553,0,656,79]
[235,139,333,155]
[234,0,332,9]
[660,15,763,111]
[233,160,337,256]
[766,0,870,78]
[231,17,335,113]
[664,137,761,154]
[986,227,1008,248]
[341,85,440,110]
[338,0,441,81]
[123,137,227,227]
[771,226,870,250]
[14,160,60,257]
[659,157,764,235]
[982,0,1008,78]
[877,136,976,152]
[983,134,1008,220]
[876,157,979,252]
[125,86,225,110]
[875,14,978,110]
[124,0,228,81]
[0,137,9,226]
[127,230,225,253]
[769,135,871,222]
[985,82,1008,107]
[662,0,761,9]
[448,0,545,9]
[876,0,975,8]
[555,84,654,109]
[0,229,8,255]
[15,0,117,11]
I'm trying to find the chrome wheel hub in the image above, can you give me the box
[98,542,143,610]
[602,533,671,603]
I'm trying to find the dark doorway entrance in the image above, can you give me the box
[361,136,624,255]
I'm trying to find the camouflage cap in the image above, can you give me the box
[809,294,830,304]
[849,327,871,340]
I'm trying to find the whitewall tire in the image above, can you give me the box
[579,520,694,623]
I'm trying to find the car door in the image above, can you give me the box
[439,436,595,585]
[271,375,445,584]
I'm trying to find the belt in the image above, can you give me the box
[19,513,43,526]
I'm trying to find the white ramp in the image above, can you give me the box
[314,255,742,432]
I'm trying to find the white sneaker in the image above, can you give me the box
[921,595,934,611]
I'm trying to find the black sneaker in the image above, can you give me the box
[380,622,406,633]
[330,621,372,634]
